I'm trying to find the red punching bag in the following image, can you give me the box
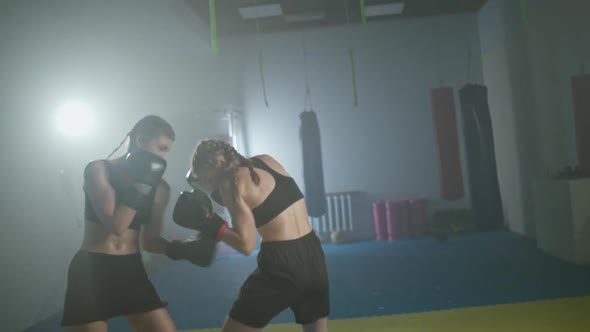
[431,87,465,200]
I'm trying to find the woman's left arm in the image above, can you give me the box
[218,176,257,255]
[141,180,172,254]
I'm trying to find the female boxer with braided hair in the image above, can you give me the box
[178,139,330,332]
[61,115,177,332]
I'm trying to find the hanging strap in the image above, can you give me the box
[349,49,359,107]
[254,9,269,107]
[304,86,314,111]
[519,0,528,26]
[360,0,367,32]
[303,39,314,111]
[345,0,359,108]
[209,0,219,54]
[259,50,269,107]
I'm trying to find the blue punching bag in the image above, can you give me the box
[299,110,327,217]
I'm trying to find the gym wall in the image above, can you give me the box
[0,0,242,330]
[477,0,590,237]
[234,14,483,207]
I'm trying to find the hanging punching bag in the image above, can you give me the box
[431,87,465,200]
[572,74,590,169]
[459,84,504,231]
[300,110,327,217]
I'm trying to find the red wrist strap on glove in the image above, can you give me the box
[215,222,228,241]
[207,213,228,241]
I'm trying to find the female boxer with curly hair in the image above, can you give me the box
[176,139,330,332]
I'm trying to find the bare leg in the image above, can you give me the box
[302,317,328,332]
[126,308,176,332]
[222,316,263,332]
[67,321,107,332]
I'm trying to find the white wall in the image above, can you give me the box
[0,0,243,330]
[477,0,533,236]
[477,0,590,237]
[233,14,483,206]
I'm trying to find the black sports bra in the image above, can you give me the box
[84,161,155,230]
[249,157,304,228]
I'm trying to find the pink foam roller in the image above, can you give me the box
[385,201,394,241]
[386,200,410,240]
[372,201,387,241]
[409,198,428,237]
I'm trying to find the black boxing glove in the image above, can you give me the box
[172,190,228,241]
[120,149,167,210]
[165,237,217,267]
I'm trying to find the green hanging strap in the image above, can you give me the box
[209,0,219,54]
[259,50,269,107]
[360,0,367,32]
[520,0,528,26]
[349,49,359,108]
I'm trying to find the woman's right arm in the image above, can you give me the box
[83,161,137,236]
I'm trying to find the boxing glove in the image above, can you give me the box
[120,149,167,210]
[173,190,227,241]
[165,237,217,267]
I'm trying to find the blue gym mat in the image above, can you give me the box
[25,231,590,331]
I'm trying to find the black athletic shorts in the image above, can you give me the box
[229,231,330,328]
[61,250,167,327]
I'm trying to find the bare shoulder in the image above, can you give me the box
[235,167,253,188]
[253,154,274,163]
[157,178,171,196]
[234,166,259,202]
[252,154,289,176]
[82,160,110,192]
[155,179,171,204]
[235,166,251,178]
[83,160,109,184]
[84,159,106,176]
[159,178,171,192]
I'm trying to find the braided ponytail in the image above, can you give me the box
[238,154,260,185]
[221,143,260,185]
[106,133,130,159]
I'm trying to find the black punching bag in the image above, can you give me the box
[299,110,327,217]
[459,84,504,231]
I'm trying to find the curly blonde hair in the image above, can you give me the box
[192,139,260,185]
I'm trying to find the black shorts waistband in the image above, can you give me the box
[76,250,141,259]
[259,231,318,251]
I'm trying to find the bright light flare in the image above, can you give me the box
[56,101,94,137]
